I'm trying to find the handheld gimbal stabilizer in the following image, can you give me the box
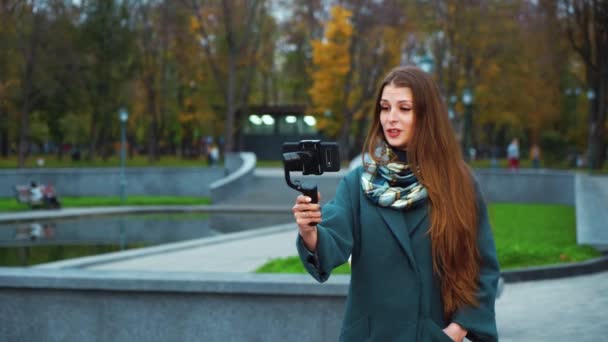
[282,140,341,204]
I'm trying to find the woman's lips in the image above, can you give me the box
[386,129,401,138]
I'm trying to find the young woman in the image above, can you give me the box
[292,66,500,342]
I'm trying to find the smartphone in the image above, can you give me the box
[282,140,341,175]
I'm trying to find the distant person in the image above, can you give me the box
[209,144,219,166]
[29,223,43,240]
[292,66,500,341]
[71,148,81,161]
[576,154,585,168]
[29,182,43,203]
[43,223,56,239]
[42,183,61,209]
[530,144,541,168]
[469,147,477,161]
[507,138,520,170]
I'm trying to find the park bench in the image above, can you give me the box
[13,184,61,209]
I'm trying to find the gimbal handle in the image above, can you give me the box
[300,184,318,204]
[284,168,318,204]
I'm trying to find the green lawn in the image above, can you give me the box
[0,155,217,168]
[0,196,211,212]
[256,203,601,273]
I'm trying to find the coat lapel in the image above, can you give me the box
[403,203,429,237]
[375,204,428,271]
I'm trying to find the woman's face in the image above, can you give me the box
[379,84,415,150]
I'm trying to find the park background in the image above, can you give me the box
[0,0,606,170]
[0,1,607,341]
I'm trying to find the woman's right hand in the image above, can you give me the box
[292,193,322,252]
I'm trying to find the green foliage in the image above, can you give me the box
[0,1,604,168]
[0,196,211,212]
[255,203,600,273]
[256,256,351,275]
[0,155,216,168]
[489,203,600,268]
[308,5,353,138]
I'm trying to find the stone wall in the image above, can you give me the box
[0,268,347,342]
[1,166,227,198]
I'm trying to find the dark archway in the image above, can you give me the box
[236,105,324,160]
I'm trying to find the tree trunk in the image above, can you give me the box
[98,119,111,161]
[17,100,30,168]
[146,74,159,162]
[224,53,236,154]
[87,111,99,161]
[353,104,371,158]
[18,13,40,168]
[592,80,607,169]
[0,95,7,156]
[158,0,171,157]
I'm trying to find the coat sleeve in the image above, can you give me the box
[452,183,501,342]
[295,175,355,283]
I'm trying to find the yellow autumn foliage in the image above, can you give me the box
[308,5,353,137]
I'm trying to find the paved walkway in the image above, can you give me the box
[88,224,297,273]
[496,271,608,341]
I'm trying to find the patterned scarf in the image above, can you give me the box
[360,143,428,210]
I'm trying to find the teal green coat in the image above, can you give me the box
[297,167,500,342]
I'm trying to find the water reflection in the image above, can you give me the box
[15,222,56,241]
[0,211,293,266]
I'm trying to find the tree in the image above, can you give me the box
[133,0,168,162]
[415,1,566,158]
[309,5,353,141]
[276,0,324,105]
[14,0,46,167]
[183,0,267,154]
[309,2,405,160]
[563,0,608,169]
[0,0,20,157]
[80,0,135,161]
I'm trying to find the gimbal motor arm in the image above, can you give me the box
[282,151,319,204]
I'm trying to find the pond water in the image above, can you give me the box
[0,211,294,266]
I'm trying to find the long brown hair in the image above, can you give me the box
[362,65,480,319]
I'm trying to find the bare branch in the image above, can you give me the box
[184,0,226,95]
[221,0,235,52]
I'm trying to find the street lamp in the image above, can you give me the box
[119,108,129,204]
[462,88,474,160]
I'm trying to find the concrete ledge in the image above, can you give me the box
[0,167,225,197]
[0,204,291,223]
[0,268,346,342]
[1,255,608,341]
[210,152,256,203]
[502,254,608,283]
[0,268,349,296]
[474,169,575,205]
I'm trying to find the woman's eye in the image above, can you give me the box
[401,107,411,112]
[380,106,389,111]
